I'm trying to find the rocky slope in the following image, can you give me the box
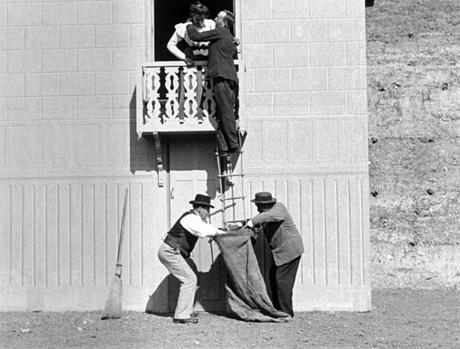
[366,0,460,288]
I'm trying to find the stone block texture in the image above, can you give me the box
[0,0,147,312]
[1,0,143,124]
[0,0,369,312]
[243,0,367,119]
[241,0,370,311]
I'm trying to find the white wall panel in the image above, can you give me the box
[0,178,167,311]
[243,175,370,310]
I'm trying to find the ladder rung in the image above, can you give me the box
[220,196,245,201]
[218,173,245,178]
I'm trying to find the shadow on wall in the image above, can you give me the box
[129,88,156,174]
[144,254,228,316]
[166,132,221,200]
[128,89,218,201]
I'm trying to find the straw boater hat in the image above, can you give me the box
[251,192,276,204]
[190,194,214,208]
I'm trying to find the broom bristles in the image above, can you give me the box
[101,275,123,320]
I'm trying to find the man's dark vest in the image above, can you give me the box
[164,210,198,258]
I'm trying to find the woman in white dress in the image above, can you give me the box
[167,1,215,66]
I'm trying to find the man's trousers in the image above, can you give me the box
[213,77,239,153]
[270,256,301,317]
[158,242,197,319]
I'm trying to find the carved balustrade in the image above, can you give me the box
[137,61,240,136]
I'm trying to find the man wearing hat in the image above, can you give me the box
[158,194,225,324]
[246,192,304,317]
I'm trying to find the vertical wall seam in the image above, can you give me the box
[322,179,327,285]
[80,184,83,287]
[140,182,144,286]
[298,179,304,284]
[69,183,72,286]
[128,184,132,286]
[347,179,352,285]
[104,183,108,286]
[117,183,120,268]
[57,185,60,287]
[359,179,364,285]
[93,184,96,286]
[33,184,36,287]
[45,185,48,288]
[21,184,24,287]
[335,179,340,285]
[310,180,315,284]
[9,185,12,285]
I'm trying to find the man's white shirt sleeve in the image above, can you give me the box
[180,213,222,238]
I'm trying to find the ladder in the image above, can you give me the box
[215,131,247,229]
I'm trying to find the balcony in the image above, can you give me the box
[137,60,240,137]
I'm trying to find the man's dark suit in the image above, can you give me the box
[187,25,239,154]
[251,201,304,316]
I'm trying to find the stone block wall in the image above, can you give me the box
[0,0,372,311]
[0,0,168,311]
[240,0,371,310]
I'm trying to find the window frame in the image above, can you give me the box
[145,0,242,62]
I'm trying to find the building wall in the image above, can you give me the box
[0,0,168,311]
[0,0,370,311]
[240,0,370,310]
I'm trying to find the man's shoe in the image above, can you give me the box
[173,318,198,324]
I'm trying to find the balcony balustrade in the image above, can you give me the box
[137,60,240,137]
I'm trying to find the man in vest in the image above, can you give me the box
[246,192,304,317]
[158,194,226,324]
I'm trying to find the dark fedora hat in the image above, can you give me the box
[251,192,276,204]
[190,194,214,208]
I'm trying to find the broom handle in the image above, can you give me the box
[115,189,128,275]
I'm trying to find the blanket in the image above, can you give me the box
[214,229,290,322]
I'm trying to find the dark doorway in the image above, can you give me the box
[154,0,234,61]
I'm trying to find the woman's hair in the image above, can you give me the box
[190,1,209,18]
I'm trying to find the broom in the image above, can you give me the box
[101,188,129,320]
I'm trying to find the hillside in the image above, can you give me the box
[366,0,460,288]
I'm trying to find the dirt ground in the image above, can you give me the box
[1,289,459,348]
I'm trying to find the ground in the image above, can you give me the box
[1,289,459,348]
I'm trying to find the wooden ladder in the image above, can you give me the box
[215,131,247,229]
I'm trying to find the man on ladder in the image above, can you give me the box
[187,9,240,160]
[188,10,245,229]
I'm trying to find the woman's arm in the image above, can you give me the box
[167,32,187,61]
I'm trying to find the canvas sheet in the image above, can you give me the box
[214,229,290,322]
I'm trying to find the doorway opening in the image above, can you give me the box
[154,0,235,61]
